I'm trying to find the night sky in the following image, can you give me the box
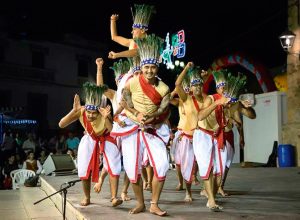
[1,0,287,70]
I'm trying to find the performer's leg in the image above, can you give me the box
[192,162,200,185]
[184,182,192,202]
[175,165,184,190]
[204,171,217,208]
[129,177,146,214]
[145,165,153,191]
[93,168,108,193]
[81,176,91,206]
[218,166,229,196]
[141,166,148,190]
[109,175,123,207]
[121,172,131,201]
[150,176,167,216]
[205,172,223,211]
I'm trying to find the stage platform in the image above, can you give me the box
[40,166,300,220]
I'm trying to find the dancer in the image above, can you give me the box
[111,34,170,216]
[173,62,205,202]
[58,79,122,207]
[108,4,155,60]
[193,69,231,211]
[216,71,256,197]
[92,58,132,201]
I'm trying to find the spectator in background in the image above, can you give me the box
[65,131,80,151]
[22,151,42,174]
[15,152,24,169]
[38,150,48,165]
[2,154,18,189]
[22,133,36,153]
[47,134,58,153]
[1,131,16,158]
[57,134,67,154]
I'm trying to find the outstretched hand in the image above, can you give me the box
[73,94,81,112]
[99,105,111,119]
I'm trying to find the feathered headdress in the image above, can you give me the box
[182,74,190,93]
[188,66,203,86]
[110,59,130,83]
[212,69,227,89]
[128,56,141,74]
[224,72,247,103]
[131,4,155,31]
[135,34,164,67]
[83,82,108,111]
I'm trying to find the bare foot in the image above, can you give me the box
[175,183,184,191]
[121,192,131,201]
[111,198,123,207]
[200,189,208,198]
[218,187,229,197]
[149,203,168,216]
[80,198,90,206]
[129,204,146,214]
[206,201,223,212]
[184,194,193,202]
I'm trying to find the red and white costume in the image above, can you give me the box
[172,95,201,183]
[193,94,228,180]
[111,74,170,183]
[77,110,121,183]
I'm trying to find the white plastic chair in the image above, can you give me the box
[11,169,36,190]
[10,169,23,179]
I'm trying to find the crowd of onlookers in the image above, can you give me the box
[0,130,80,190]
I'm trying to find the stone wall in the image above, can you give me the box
[282,0,300,166]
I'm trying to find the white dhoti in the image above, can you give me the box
[77,134,121,182]
[193,129,227,180]
[111,119,170,183]
[173,131,195,183]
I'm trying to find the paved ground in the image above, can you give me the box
[0,186,62,220]
[40,166,300,220]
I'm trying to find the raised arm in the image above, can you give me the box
[58,94,82,128]
[96,58,104,86]
[175,62,193,101]
[95,58,115,100]
[110,14,131,47]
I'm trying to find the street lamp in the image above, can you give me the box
[279,29,296,50]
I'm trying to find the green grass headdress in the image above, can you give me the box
[188,66,203,86]
[109,59,130,83]
[83,82,108,111]
[135,34,164,67]
[212,69,227,89]
[128,56,141,74]
[131,4,156,31]
[224,72,247,103]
